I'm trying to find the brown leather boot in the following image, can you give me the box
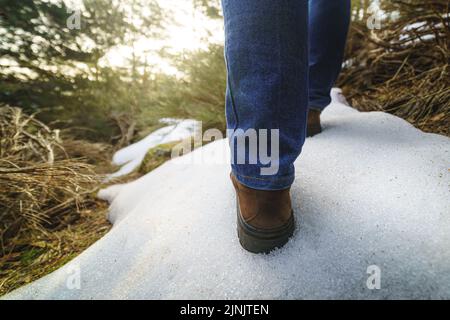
[307,109,322,137]
[231,174,295,254]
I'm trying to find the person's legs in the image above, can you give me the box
[222,0,350,253]
[223,0,309,191]
[223,0,308,253]
[308,0,351,111]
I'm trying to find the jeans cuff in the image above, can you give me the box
[231,170,294,191]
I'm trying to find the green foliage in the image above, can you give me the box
[139,140,181,174]
[0,0,163,142]
[0,0,228,143]
[193,0,222,19]
[146,44,227,133]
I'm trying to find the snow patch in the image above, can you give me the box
[106,119,199,179]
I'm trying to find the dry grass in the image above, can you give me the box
[339,0,449,136]
[0,106,112,296]
[0,200,110,295]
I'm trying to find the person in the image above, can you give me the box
[223,0,351,253]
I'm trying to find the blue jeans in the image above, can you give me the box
[223,0,350,190]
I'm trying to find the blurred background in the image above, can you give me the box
[0,0,448,295]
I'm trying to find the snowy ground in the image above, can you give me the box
[4,91,450,299]
[106,118,198,180]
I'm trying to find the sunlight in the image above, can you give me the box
[101,0,223,75]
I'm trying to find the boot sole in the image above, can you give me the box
[236,200,295,254]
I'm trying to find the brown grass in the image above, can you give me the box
[339,0,449,136]
[0,106,112,296]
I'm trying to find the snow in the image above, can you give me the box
[3,89,450,299]
[399,21,445,44]
[106,118,199,179]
